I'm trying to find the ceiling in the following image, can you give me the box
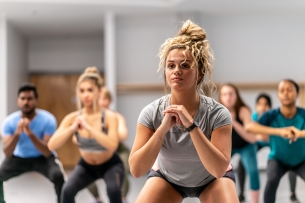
[1,0,305,37]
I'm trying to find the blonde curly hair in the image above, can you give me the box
[158,20,215,96]
[76,66,104,110]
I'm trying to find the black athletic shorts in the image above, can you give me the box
[148,169,235,198]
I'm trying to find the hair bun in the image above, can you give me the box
[177,20,206,41]
[84,66,99,74]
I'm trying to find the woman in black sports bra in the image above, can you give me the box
[48,67,124,203]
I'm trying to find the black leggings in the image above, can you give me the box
[0,155,65,203]
[264,159,305,203]
[61,153,124,203]
[237,145,297,195]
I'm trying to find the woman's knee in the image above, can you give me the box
[61,181,78,197]
[50,169,65,183]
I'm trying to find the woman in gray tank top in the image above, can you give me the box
[48,67,124,203]
[129,20,239,203]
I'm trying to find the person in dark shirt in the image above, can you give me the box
[219,83,259,203]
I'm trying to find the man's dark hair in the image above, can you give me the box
[18,83,38,98]
[280,79,299,93]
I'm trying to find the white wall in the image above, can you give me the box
[0,17,7,126]
[200,15,305,84]
[116,14,179,148]
[28,37,104,73]
[116,14,178,84]
[6,23,28,114]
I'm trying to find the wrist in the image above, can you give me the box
[186,120,199,132]
[277,128,284,137]
[28,132,35,138]
[185,119,194,129]
[14,132,20,137]
[156,126,167,138]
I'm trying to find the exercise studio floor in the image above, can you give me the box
[2,168,305,203]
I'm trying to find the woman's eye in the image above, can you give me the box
[181,63,190,69]
[167,64,175,69]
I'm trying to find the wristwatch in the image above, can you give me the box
[186,121,199,132]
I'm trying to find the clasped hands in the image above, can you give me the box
[162,105,193,130]
[280,126,303,143]
[71,116,91,132]
[16,118,33,137]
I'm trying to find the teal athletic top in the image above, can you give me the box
[252,112,259,122]
[258,107,305,166]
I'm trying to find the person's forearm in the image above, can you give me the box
[28,133,51,157]
[3,134,19,158]
[246,122,282,136]
[88,127,119,152]
[300,130,305,137]
[129,127,167,178]
[48,127,74,150]
[233,121,256,143]
[190,128,230,178]
[118,126,128,142]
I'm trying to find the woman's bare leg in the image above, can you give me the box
[199,178,239,203]
[135,177,183,203]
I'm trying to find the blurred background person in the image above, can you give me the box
[87,87,130,203]
[219,83,260,203]
[0,83,65,203]
[237,93,299,202]
[48,67,124,203]
[246,79,305,203]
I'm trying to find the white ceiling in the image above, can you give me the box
[1,0,305,37]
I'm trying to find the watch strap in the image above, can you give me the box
[186,121,198,132]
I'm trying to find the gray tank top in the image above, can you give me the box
[76,109,108,153]
[138,94,232,187]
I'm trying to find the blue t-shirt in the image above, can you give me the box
[258,107,305,166]
[1,109,57,158]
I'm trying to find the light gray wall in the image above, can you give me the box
[116,14,177,84]
[6,23,28,115]
[116,14,179,148]
[200,15,305,83]
[200,14,305,168]
[0,17,7,126]
[28,37,104,73]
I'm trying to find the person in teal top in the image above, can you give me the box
[238,93,299,202]
[246,79,305,203]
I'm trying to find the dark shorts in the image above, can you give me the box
[148,169,235,198]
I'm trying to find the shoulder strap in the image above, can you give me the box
[101,108,107,133]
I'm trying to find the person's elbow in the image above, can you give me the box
[47,139,57,151]
[130,165,143,178]
[245,122,255,132]
[129,157,144,178]
[3,150,13,158]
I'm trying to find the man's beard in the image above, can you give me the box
[22,107,36,116]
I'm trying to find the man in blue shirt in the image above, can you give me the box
[246,79,305,203]
[0,83,65,203]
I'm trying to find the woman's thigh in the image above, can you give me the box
[136,177,183,203]
[199,178,239,203]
